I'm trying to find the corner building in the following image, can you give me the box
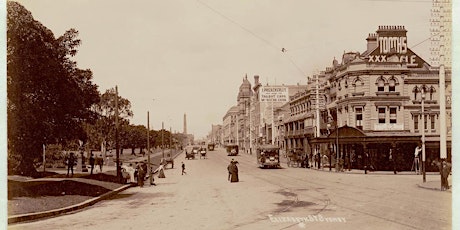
[309,26,451,172]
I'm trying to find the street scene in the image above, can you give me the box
[3,0,455,230]
[8,147,452,230]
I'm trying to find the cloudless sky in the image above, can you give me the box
[15,0,435,139]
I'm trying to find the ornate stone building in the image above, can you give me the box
[308,26,451,171]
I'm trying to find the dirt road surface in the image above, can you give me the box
[9,147,451,230]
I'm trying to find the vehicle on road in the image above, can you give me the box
[199,147,207,159]
[226,144,239,156]
[286,148,306,168]
[207,143,215,151]
[257,145,280,168]
[192,146,200,155]
[185,151,195,160]
[161,152,174,168]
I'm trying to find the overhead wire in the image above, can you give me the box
[196,0,307,77]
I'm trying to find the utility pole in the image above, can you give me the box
[162,122,165,159]
[315,75,320,169]
[147,111,152,185]
[421,86,426,183]
[115,86,120,181]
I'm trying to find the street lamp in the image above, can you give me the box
[421,85,426,183]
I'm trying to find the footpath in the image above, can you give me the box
[7,149,183,224]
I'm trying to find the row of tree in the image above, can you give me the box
[6,2,184,176]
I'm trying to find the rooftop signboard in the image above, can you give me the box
[260,86,289,102]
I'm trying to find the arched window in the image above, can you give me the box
[376,76,386,92]
[413,86,420,100]
[353,77,363,93]
[388,76,398,92]
[429,86,436,100]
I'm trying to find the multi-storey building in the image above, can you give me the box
[222,106,238,145]
[308,26,451,171]
[236,76,253,153]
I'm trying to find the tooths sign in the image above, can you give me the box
[367,26,428,68]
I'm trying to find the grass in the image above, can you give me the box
[8,172,127,216]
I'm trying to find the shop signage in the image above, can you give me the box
[260,86,289,102]
[368,34,427,68]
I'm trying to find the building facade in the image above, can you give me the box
[222,106,238,145]
[308,26,451,171]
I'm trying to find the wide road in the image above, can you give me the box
[9,147,451,230]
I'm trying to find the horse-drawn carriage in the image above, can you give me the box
[286,148,306,167]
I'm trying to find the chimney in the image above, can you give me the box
[366,33,378,52]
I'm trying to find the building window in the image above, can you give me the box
[355,107,363,130]
[413,86,419,100]
[414,115,419,131]
[430,114,436,130]
[389,78,396,92]
[389,107,397,123]
[377,78,385,92]
[429,86,436,101]
[378,107,386,123]
[424,115,428,130]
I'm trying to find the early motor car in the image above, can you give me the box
[257,144,281,168]
[226,144,239,156]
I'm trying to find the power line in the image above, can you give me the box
[196,0,307,77]
[196,0,280,51]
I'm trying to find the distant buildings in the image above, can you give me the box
[216,25,451,171]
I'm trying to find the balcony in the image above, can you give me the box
[373,123,404,131]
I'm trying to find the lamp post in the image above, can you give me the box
[421,86,426,183]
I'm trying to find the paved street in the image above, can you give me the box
[9,147,451,230]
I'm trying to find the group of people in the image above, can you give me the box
[227,159,239,183]
[89,153,105,175]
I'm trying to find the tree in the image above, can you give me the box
[7,2,100,176]
[89,88,133,154]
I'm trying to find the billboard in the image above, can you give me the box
[260,86,289,102]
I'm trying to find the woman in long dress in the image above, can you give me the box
[229,161,239,182]
[158,163,166,178]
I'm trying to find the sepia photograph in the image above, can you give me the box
[2,0,457,229]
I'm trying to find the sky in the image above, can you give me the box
[13,0,437,139]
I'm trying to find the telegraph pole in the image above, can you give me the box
[147,111,152,185]
[115,86,120,181]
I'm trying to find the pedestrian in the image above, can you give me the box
[66,152,76,177]
[227,160,233,181]
[229,160,239,183]
[89,153,95,175]
[389,148,397,174]
[158,163,166,178]
[441,160,451,191]
[98,154,104,172]
[137,162,145,187]
[181,162,186,175]
[414,145,421,174]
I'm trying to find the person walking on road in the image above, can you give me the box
[228,159,239,183]
[389,148,397,174]
[89,153,95,175]
[137,162,145,187]
[97,154,104,172]
[158,163,166,178]
[181,162,186,175]
[66,152,76,177]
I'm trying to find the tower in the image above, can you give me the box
[183,113,187,134]
[430,0,452,68]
